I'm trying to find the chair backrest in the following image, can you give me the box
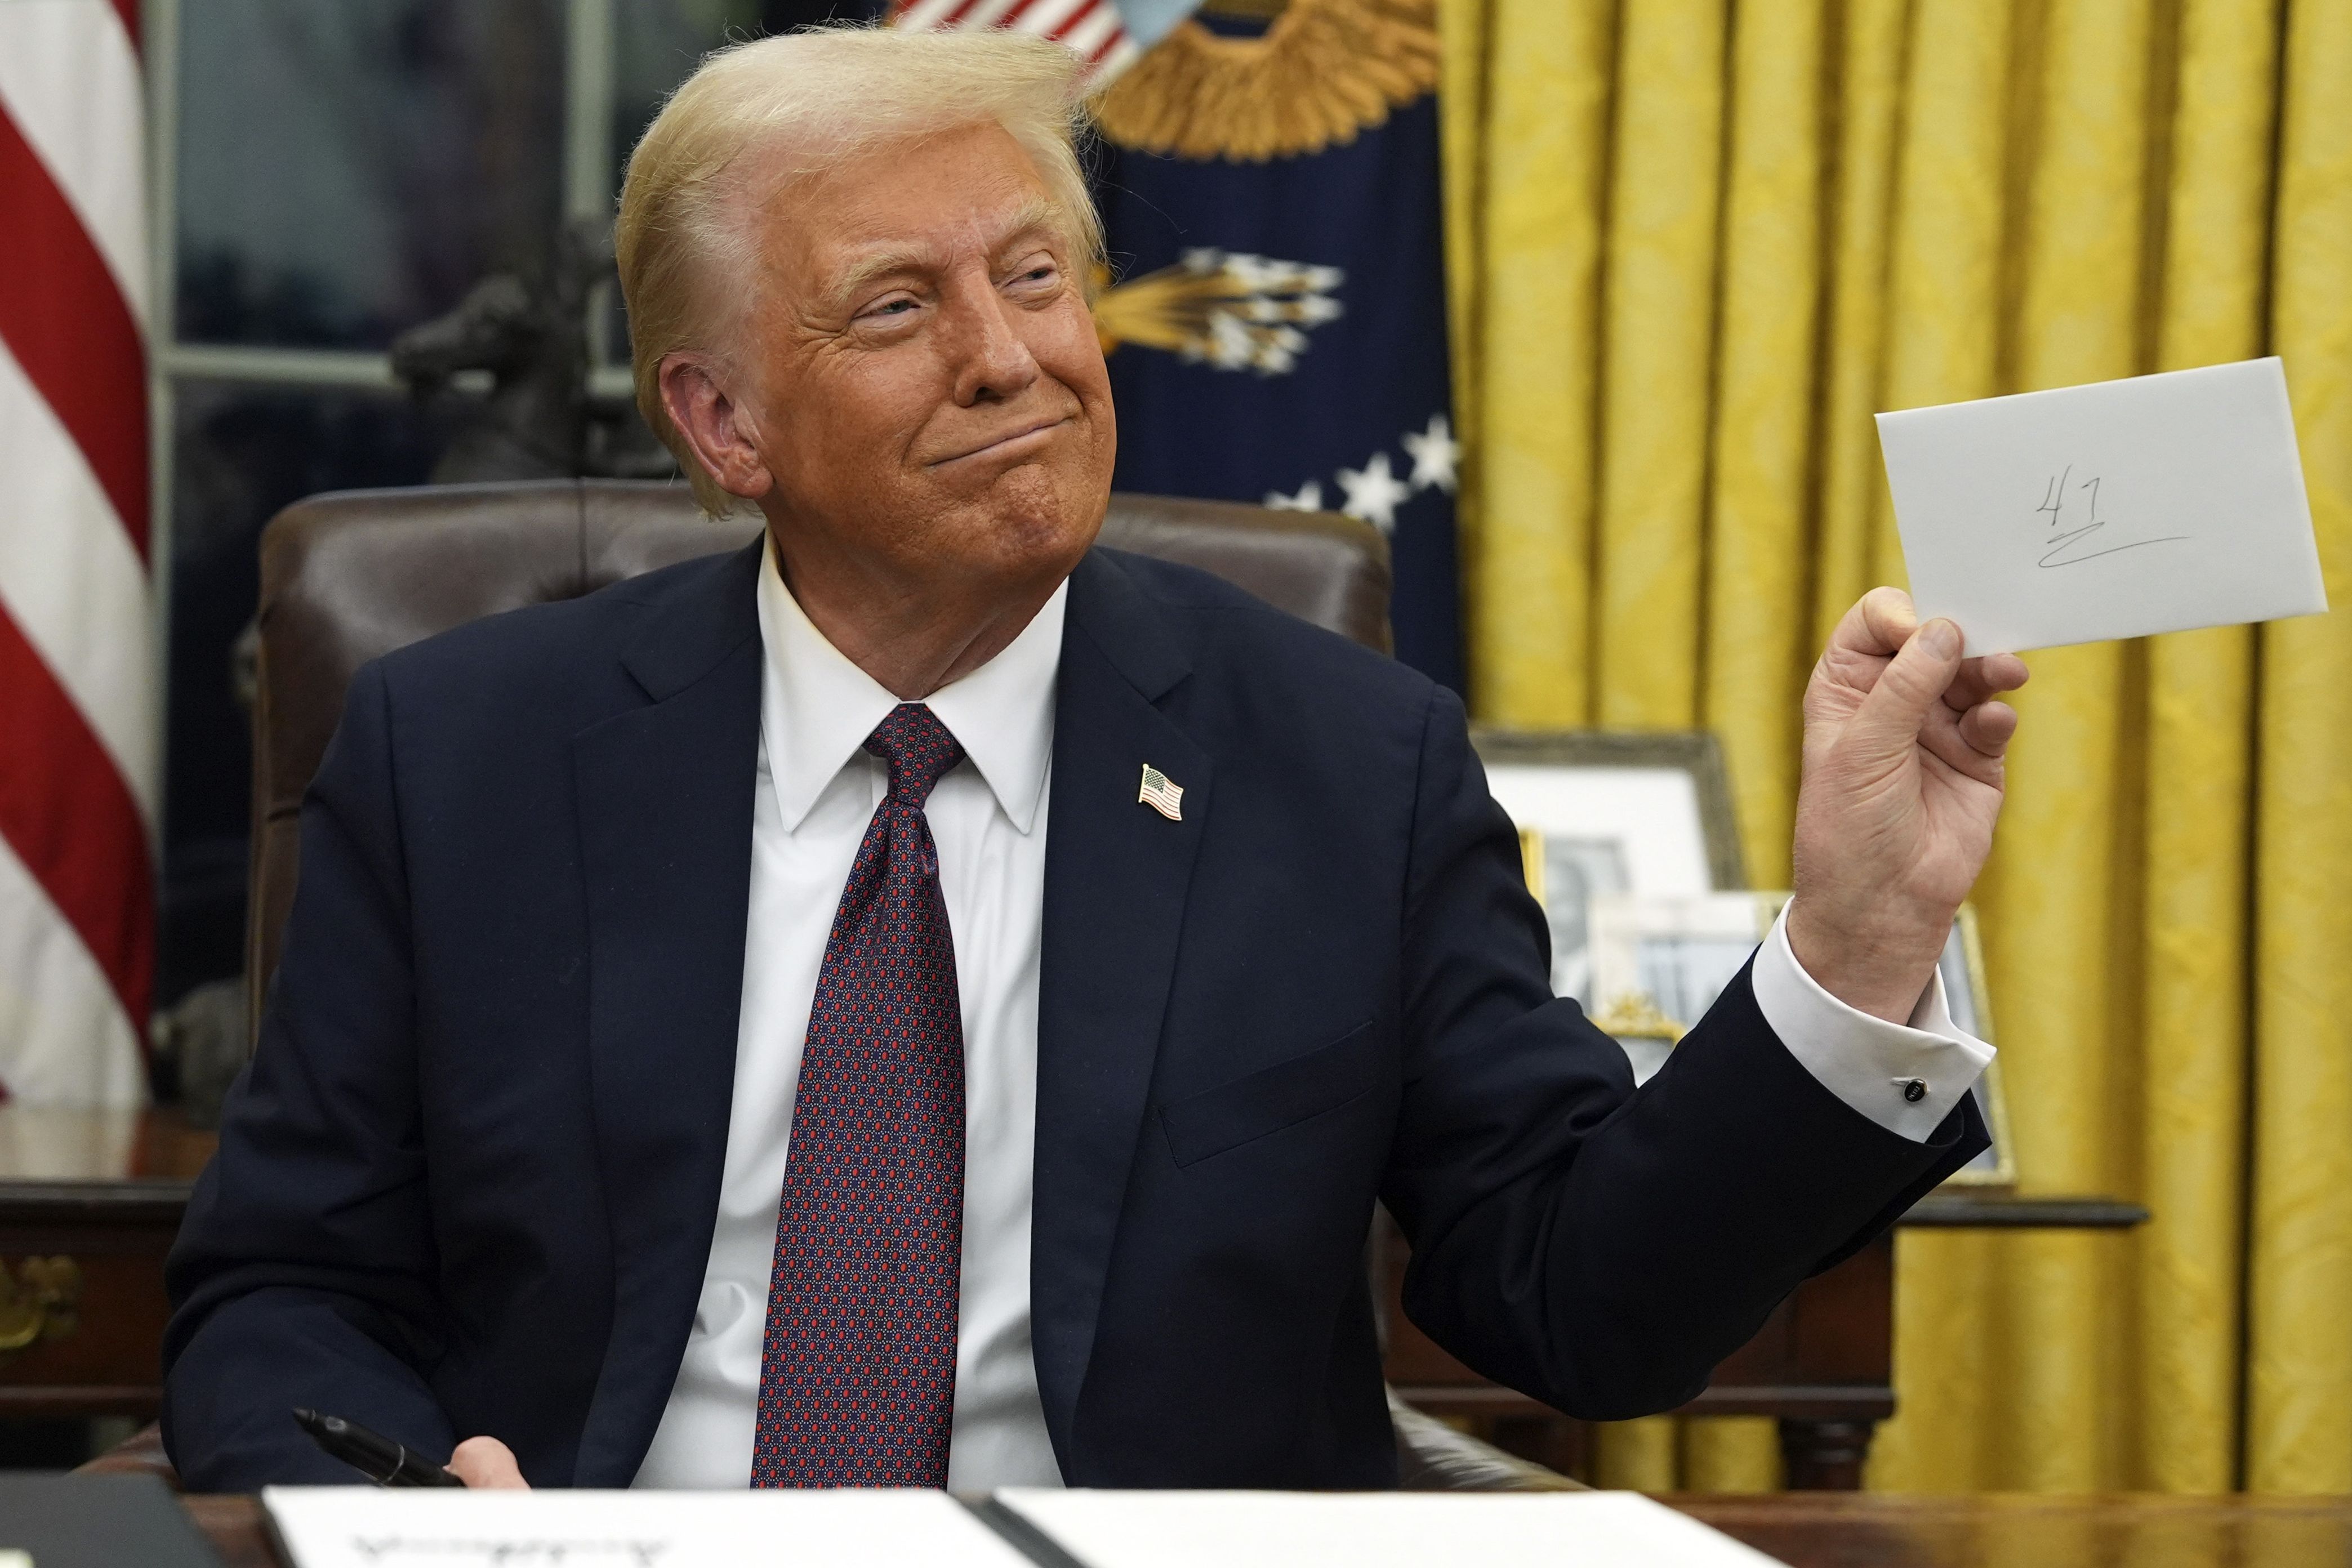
[245,479,1391,1034]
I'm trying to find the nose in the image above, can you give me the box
[945,278,1041,408]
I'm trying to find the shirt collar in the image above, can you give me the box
[755,533,1064,836]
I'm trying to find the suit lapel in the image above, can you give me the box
[570,541,764,1485]
[1032,549,1212,1464]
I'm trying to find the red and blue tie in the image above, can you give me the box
[752,702,967,1486]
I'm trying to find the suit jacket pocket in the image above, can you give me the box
[1158,1020,1380,1169]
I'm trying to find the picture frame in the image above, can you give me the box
[1471,730,1745,1009]
[1585,892,2017,1190]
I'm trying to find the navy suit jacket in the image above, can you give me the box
[162,541,1985,1490]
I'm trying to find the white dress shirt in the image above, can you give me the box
[634,540,1064,1490]
[634,541,1995,1490]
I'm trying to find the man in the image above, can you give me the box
[163,28,2028,1492]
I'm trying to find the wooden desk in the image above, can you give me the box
[0,1095,2147,1487]
[0,1106,216,1419]
[177,1493,2352,1568]
[1379,1196,2150,1490]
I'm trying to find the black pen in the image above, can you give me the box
[292,1407,467,1487]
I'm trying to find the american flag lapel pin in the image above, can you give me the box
[1138,763,1184,821]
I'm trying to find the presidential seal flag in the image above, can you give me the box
[0,0,155,1107]
[1086,0,1462,692]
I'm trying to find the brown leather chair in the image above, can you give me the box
[91,478,1569,1490]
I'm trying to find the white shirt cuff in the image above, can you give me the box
[1747,903,1995,1142]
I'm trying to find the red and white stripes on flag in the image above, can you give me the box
[0,0,154,1108]
[889,0,1145,93]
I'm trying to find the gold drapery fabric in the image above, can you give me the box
[1438,0,2352,1491]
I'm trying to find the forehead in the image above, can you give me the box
[754,121,1061,284]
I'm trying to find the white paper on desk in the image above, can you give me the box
[1876,357,2326,655]
[261,1486,1036,1568]
[997,1489,1786,1568]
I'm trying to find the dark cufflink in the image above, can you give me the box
[1899,1078,1927,1103]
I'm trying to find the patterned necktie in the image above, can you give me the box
[753,702,967,1486]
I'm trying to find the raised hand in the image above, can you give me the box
[1787,589,2030,1023]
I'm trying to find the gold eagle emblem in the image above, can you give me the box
[1092,249,1344,373]
[1090,0,1440,163]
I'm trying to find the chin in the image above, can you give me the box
[954,463,1104,582]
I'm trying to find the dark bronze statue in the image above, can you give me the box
[391,219,675,484]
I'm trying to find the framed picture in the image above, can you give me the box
[1584,892,2017,1189]
[1472,730,1744,1007]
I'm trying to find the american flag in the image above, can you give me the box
[1137,763,1184,822]
[888,0,1146,93]
[0,0,154,1107]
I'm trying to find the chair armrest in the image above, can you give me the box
[1387,1388,1584,1491]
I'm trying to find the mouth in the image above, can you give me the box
[932,415,1072,468]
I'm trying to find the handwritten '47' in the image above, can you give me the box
[2035,465,2190,568]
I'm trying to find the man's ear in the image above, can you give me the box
[658,355,774,501]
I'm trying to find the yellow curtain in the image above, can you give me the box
[1439,0,2352,1492]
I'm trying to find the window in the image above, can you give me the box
[151,0,850,1004]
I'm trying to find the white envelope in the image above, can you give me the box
[1876,357,2327,656]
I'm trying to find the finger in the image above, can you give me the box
[1846,616,1964,756]
[1826,587,1919,661]
[1942,652,2031,712]
[1956,699,2019,758]
[449,1435,529,1489]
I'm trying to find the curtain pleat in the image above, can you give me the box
[1444,0,1615,728]
[2251,0,2352,1496]
[1703,0,1825,892]
[1811,0,1907,651]
[1439,0,2352,1490]
[1594,0,1726,728]
[2136,0,2274,1495]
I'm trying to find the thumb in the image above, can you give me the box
[1846,618,1962,758]
[449,1435,529,1489]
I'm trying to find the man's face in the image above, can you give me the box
[723,119,1114,603]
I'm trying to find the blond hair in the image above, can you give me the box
[615,26,1104,514]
